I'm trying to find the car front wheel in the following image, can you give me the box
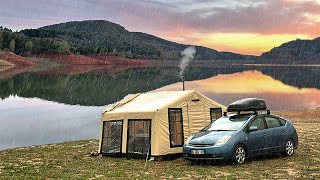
[284,139,295,156]
[233,145,246,164]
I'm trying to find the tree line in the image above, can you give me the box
[0,27,160,59]
[0,27,71,55]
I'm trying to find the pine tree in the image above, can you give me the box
[0,31,3,50]
[9,39,15,52]
[25,40,33,52]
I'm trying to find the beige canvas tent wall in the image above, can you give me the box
[98,90,226,158]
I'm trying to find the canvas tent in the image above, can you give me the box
[98,90,226,158]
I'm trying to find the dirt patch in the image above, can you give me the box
[0,66,14,73]
[30,54,156,75]
[0,51,35,66]
[0,59,14,66]
[34,54,111,65]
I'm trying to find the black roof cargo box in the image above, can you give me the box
[227,98,267,112]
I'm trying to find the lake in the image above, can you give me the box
[0,65,319,150]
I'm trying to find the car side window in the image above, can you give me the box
[279,118,286,126]
[265,117,281,128]
[249,117,265,130]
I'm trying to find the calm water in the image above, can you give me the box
[0,65,319,150]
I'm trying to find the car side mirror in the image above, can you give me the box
[248,126,258,132]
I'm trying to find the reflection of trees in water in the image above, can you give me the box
[0,66,319,105]
[259,66,320,89]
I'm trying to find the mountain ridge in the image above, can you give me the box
[261,37,320,63]
[35,20,255,60]
[1,19,319,63]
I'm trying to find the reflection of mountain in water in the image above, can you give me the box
[0,66,319,106]
[259,66,320,89]
[155,70,320,110]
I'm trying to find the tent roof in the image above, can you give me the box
[104,90,198,113]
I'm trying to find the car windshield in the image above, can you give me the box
[202,115,250,131]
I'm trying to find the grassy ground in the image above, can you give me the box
[0,109,319,179]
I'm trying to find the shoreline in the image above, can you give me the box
[0,109,319,179]
[1,108,318,152]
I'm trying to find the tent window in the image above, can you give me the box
[168,108,184,148]
[127,119,151,158]
[101,120,123,155]
[210,108,222,122]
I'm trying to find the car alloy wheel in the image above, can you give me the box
[234,145,246,164]
[285,139,294,156]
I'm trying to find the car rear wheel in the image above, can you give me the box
[284,139,294,156]
[233,145,246,164]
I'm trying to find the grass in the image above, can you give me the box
[0,110,319,179]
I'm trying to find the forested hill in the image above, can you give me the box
[18,20,254,60]
[261,37,320,63]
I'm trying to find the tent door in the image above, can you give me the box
[127,119,151,159]
[187,101,208,134]
[101,120,123,157]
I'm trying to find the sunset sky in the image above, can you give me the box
[1,0,320,55]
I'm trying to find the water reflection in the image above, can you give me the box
[0,95,107,151]
[0,65,319,150]
[155,70,320,110]
[1,66,319,106]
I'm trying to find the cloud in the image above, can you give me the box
[0,0,319,54]
[1,0,320,35]
[113,0,320,36]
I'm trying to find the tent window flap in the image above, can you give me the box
[168,108,184,148]
[101,120,123,155]
[127,119,151,158]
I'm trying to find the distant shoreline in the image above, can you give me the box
[0,108,318,152]
[239,64,320,67]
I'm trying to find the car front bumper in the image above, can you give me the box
[183,144,233,161]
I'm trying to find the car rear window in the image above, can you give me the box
[278,118,286,126]
[265,117,281,128]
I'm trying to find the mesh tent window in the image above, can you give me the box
[101,120,123,156]
[168,108,184,148]
[127,119,151,158]
[210,108,222,122]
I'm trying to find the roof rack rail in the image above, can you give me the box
[234,109,271,115]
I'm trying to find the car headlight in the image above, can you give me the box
[184,135,194,145]
[215,135,232,146]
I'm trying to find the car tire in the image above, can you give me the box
[190,160,197,165]
[233,144,246,165]
[283,139,295,156]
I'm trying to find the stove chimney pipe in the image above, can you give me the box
[181,76,185,91]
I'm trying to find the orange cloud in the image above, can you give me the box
[198,33,313,55]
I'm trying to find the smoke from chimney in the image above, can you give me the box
[179,46,196,78]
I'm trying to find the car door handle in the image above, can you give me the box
[282,130,286,133]
[264,133,267,137]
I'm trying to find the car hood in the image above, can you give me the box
[189,131,233,146]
